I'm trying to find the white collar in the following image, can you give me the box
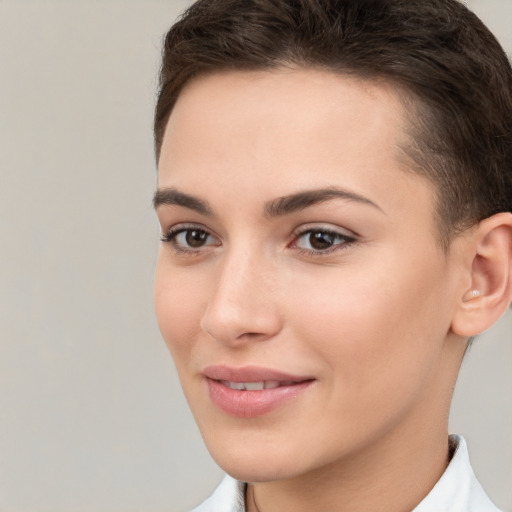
[191,435,501,512]
[414,434,501,512]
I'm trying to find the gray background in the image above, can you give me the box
[0,1,510,511]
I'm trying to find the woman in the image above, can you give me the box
[152,1,512,510]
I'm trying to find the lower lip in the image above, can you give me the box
[206,379,314,418]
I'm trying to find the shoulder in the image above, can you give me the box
[189,475,246,512]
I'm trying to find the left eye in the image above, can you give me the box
[178,229,210,248]
[162,227,220,251]
[294,229,354,252]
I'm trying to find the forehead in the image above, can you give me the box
[158,68,436,228]
[162,68,407,166]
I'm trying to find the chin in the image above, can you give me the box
[201,427,329,484]
[214,455,296,483]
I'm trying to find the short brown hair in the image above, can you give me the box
[154,0,512,245]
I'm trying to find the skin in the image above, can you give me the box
[154,69,478,512]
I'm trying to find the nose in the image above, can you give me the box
[200,247,283,346]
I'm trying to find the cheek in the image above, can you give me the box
[154,258,206,363]
[288,255,452,398]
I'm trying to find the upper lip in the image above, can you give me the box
[202,364,313,383]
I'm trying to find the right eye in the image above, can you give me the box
[161,225,220,253]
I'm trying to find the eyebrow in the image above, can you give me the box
[152,187,213,216]
[152,186,383,217]
[264,187,383,217]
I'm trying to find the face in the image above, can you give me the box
[154,69,466,483]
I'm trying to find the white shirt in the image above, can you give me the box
[190,435,502,512]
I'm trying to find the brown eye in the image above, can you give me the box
[185,229,208,248]
[294,228,355,254]
[309,231,335,250]
[161,226,220,252]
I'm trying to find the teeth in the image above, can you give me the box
[222,380,285,391]
[226,381,246,390]
[244,382,265,391]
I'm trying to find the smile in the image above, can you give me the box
[203,365,315,417]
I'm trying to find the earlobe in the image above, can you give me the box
[451,212,512,338]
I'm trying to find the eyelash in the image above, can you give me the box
[291,227,356,256]
[161,224,356,257]
[160,224,219,255]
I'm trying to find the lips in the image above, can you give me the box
[203,365,314,418]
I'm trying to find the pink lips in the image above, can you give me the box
[203,365,315,418]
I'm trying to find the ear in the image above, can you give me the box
[451,212,512,337]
